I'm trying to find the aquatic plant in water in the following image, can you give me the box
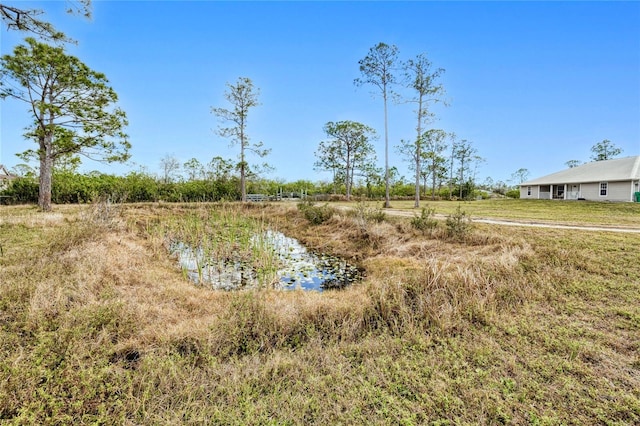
[158,207,361,291]
[170,230,360,291]
[260,230,361,291]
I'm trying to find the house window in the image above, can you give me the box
[527,186,531,196]
[600,182,608,197]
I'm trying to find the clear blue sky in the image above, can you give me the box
[2,1,639,185]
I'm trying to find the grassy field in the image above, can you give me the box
[1,200,638,425]
[342,198,640,227]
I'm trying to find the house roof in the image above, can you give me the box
[522,155,640,186]
[0,164,16,180]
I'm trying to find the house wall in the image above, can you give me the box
[609,181,634,201]
[0,177,15,190]
[520,181,634,201]
[580,181,632,202]
[519,185,539,199]
[580,183,599,199]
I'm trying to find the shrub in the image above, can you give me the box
[506,189,520,199]
[297,200,335,225]
[446,205,473,240]
[0,177,38,204]
[351,202,386,224]
[411,206,438,234]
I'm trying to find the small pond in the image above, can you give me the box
[170,230,361,291]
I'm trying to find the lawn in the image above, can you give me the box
[340,198,640,227]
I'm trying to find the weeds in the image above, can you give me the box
[80,196,124,228]
[152,206,281,289]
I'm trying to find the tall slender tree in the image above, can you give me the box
[159,154,181,183]
[211,77,269,202]
[448,134,457,200]
[313,136,340,195]
[183,157,204,181]
[355,42,399,208]
[402,53,446,207]
[0,38,130,211]
[510,168,530,185]
[399,130,448,200]
[206,156,234,181]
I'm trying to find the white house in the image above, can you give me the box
[0,164,17,190]
[520,156,640,202]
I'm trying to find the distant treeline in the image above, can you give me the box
[1,170,516,205]
[1,172,242,204]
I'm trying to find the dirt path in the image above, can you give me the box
[371,207,640,234]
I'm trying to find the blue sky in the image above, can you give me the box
[1,1,639,185]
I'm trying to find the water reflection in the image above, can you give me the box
[170,230,361,291]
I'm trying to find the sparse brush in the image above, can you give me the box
[411,206,439,234]
[445,205,473,240]
[297,200,335,225]
[343,202,388,246]
[81,195,124,229]
[350,201,386,224]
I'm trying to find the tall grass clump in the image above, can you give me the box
[150,205,281,288]
[363,263,492,334]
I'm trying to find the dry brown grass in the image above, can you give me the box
[237,204,543,335]
[1,201,638,424]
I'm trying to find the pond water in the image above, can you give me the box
[170,230,361,291]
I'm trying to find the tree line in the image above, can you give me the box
[0,164,508,206]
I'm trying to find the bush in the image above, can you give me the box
[351,202,386,224]
[506,189,520,199]
[0,177,38,204]
[445,206,473,240]
[411,207,438,234]
[297,200,335,225]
